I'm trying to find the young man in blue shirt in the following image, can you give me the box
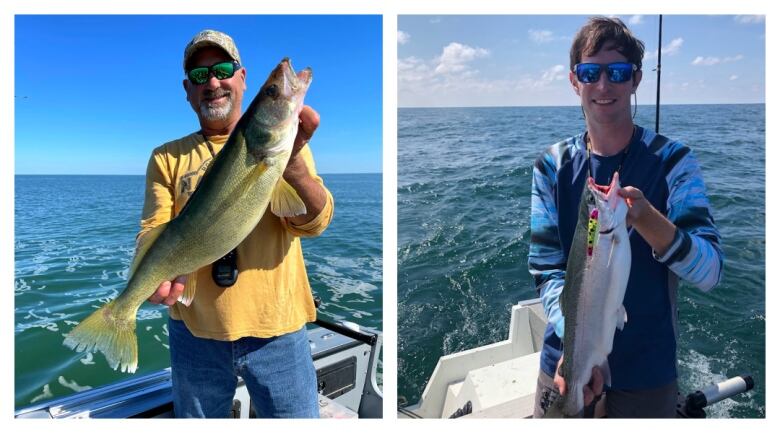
[529,17,723,418]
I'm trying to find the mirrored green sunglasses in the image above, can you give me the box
[187,61,241,85]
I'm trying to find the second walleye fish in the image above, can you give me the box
[64,58,312,373]
[545,172,631,418]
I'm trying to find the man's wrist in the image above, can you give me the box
[633,205,676,256]
[283,154,309,185]
[633,200,655,227]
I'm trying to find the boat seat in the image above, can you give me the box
[441,352,540,418]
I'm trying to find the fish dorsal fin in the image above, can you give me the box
[130,222,168,279]
[270,177,307,217]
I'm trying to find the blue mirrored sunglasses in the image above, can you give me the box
[574,62,637,84]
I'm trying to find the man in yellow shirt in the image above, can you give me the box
[138,29,333,418]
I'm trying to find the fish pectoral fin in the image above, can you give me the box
[270,177,307,217]
[607,237,617,268]
[129,222,169,279]
[616,304,628,331]
[177,273,197,307]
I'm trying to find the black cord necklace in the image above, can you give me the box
[583,126,637,257]
[199,131,238,287]
[200,132,216,158]
[585,126,634,183]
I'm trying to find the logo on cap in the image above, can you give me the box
[183,29,242,71]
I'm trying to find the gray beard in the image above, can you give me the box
[199,97,233,121]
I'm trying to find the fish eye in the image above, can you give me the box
[265,84,279,99]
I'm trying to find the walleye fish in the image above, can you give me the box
[545,172,631,417]
[63,58,312,373]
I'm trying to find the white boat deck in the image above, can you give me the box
[402,299,547,419]
[445,352,540,418]
[399,297,756,419]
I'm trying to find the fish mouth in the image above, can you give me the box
[245,57,313,135]
[587,174,618,199]
[587,172,622,215]
[279,58,313,95]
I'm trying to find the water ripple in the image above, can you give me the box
[398,105,765,416]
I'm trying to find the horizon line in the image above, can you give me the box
[398,101,766,109]
[14,172,383,176]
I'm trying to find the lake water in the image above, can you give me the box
[14,173,382,408]
[397,104,765,418]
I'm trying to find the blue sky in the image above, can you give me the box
[15,15,382,174]
[398,15,765,107]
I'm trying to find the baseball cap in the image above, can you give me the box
[183,29,242,71]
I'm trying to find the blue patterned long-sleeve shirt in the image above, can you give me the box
[528,126,723,389]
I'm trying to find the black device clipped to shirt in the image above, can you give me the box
[201,134,239,288]
[212,248,238,287]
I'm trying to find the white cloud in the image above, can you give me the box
[691,56,718,66]
[430,17,442,24]
[729,75,739,81]
[399,43,495,106]
[398,30,410,45]
[397,57,418,72]
[434,42,489,75]
[628,15,644,25]
[539,64,567,85]
[734,15,765,24]
[398,56,431,82]
[529,29,555,43]
[662,37,684,56]
[399,42,491,84]
[528,29,570,44]
[644,37,684,60]
[691,54,743,66]
[398,51,574,107]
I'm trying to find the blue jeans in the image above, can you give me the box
[168,318,319,418]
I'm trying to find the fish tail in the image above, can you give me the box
[63,300,139,373]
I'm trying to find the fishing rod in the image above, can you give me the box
[655,15,663,133]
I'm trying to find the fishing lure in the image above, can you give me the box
[587,209,599,256]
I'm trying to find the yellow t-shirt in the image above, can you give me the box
[138,131,334,340]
